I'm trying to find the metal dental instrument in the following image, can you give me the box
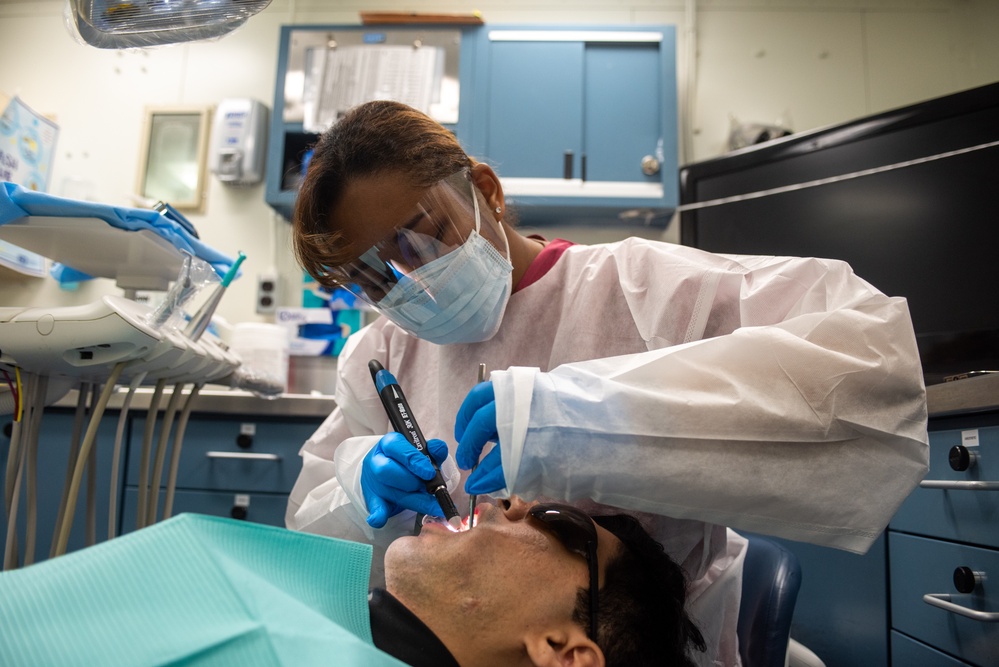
[467,362,487,529]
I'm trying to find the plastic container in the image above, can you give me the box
[229,323,290,394]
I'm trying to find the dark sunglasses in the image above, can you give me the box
[528,503,599,639]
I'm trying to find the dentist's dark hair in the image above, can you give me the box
[293,100,474,289]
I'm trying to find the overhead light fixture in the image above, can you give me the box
[66,0,273,49]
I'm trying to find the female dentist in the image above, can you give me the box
[286,100,928,666]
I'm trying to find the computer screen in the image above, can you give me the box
[679,82,999,385]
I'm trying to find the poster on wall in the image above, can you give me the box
[0,96,59,190]
[0,94,59,277]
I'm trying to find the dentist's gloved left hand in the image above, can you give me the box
[455,381,507,495]
[361,432,450,528]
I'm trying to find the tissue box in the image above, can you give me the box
[276,306,363,357]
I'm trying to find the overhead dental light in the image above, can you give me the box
[65,0,273,49]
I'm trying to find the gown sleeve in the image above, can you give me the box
[491,248,928,553]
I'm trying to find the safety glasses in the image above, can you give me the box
[328,170,508,305]
[528,503,599,640]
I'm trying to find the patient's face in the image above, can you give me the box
[384,497,620,628]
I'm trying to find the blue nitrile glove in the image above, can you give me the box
[361,432,450,528]
[455,381,507,495]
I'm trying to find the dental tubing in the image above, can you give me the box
[136,379,166,529]
[53,362,124,557]
[109,372,146,540]
[3,423,24,570]
[2,417,22,570]
[146,382,186,526]
[85,416,97,547]
[3,372,42,570]
[50,383,89,558]
[23,374,48,564]
[4,372,47,570]
[163,384,202,520]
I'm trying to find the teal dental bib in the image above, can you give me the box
[0,514,407,666]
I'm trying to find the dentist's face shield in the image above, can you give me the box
[330,170,514,344]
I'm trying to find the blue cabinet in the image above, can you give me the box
[4,401,326,568]
[265,24,482,221]
[888,415,999,666]
[890,533,999,666]
[121,488,289,529]
[769,403,999,667]
[483,40,586,179]
[891,632,972,667]
[468,27,678,223]
[119,414,321,531]
[266,24,678,225]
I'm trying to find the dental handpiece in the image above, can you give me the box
[368,360,462,529]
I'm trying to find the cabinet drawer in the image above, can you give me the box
[891,631,972,666]
[891,425,999,548]
[889,532,999,666]
[120,488,288,531]
[126,416,317,493]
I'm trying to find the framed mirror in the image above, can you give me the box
[136,106,211,212]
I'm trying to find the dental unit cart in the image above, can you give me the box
[0,188,293,569]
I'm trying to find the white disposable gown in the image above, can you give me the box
[287,238,929,667]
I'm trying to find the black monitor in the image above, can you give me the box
[679,82,999,385]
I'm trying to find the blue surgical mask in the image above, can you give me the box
[374,181,513,344]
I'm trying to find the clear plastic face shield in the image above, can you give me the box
[330,170,514,344]
[331,170,508,302]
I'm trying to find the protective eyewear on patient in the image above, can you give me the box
[329,170,508,304]
[528,503,600,640]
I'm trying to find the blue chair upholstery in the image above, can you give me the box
[737,536,803,667]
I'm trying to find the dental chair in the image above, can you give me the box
[737,536,803,667]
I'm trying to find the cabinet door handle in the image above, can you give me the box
[922,594,999,622]
[918,480,999,490]
[641,154,661,176]
[205,451,281,461]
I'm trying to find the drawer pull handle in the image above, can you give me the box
[206,451,281,461]
[922,594,999,622]
[918,480,999,490]
[949,445,977,472]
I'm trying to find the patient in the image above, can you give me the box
[0,497,703,667]
[377,496,706,667]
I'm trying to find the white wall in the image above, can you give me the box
[0,0,996,326]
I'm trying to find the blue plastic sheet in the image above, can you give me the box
[0,182,238,283]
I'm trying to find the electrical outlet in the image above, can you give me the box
[256,273,278,314]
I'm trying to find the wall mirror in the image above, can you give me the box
[136,106,210,212]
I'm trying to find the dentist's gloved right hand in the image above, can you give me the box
[361,432,450,528]
[455,380,507,495]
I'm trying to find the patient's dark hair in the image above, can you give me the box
[581,514,706,667]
